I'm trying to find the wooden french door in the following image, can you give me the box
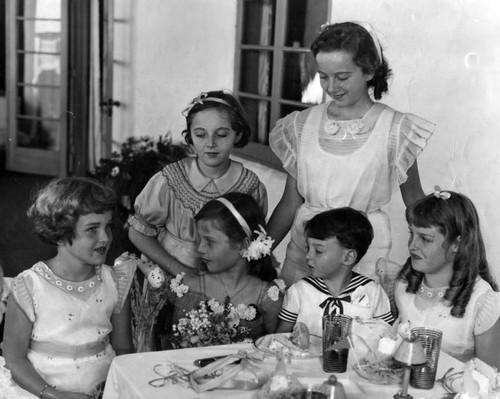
[5,0,102,176]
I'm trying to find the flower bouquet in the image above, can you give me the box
[171,297,256,349]
[123,253,169,352]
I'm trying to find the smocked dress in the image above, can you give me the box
[269,102,435,285]
[0,261,135,397]
[167,274,283,345]
[395,277,500,363]
[128,157,267,269]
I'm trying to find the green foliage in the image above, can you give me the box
[90,134,190,218]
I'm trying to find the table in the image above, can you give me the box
[102,342,464,399]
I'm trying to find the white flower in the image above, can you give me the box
[267,286,280,301]
[241,225,274,261]
[275,279,286,291]
[207,299,224,314]
[267,278,286,301]
[111,166,120,177]
[170,272,189,297]
[234,303,256,321]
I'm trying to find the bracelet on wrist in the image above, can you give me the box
[39,384,54,398]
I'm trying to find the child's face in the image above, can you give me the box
[306,236,350,280]
[196,219,244,274]
[316,50,373,109]
[408,224,456,279]
[190,109,241,173]
[61,212,113,267]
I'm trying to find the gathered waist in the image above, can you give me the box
[30,338,109,360]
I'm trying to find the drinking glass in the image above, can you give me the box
[322,314,352,373]
[409,327,443,389]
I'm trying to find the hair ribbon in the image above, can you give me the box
[433,185,451,200]
[182,91,233,117]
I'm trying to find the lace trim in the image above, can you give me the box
[33,262,101,294]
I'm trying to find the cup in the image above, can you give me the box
[409,327,443,389]
[322,314,352,373]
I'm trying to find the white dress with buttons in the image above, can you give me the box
[395,277,500,362]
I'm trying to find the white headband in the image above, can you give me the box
[321,21,383,66]
[215,198,252,238]
[354,21,383,66]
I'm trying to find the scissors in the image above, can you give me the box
[148,363,191,388]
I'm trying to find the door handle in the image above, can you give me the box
[100,98,121,116]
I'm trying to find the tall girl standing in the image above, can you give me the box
[267,22,436,286]
[395,189,500,367]
[128,90,267,274]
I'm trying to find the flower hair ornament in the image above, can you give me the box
[433,185,451,200]
[215,198,274,261]
[181,90,234,117]
[320,21,383,66]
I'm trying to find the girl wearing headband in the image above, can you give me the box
[128,90,267,274]
[155,192,283,345]
[267,22,436,286]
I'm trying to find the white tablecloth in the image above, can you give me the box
[102,343,463,399]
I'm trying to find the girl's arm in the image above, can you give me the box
[475,316,500,369]
[110,293,134,355]
[128,227,193,276]
[266,174,304,249]
[3,296,92,399]
[275,320,294,333]
[399,161,425,208]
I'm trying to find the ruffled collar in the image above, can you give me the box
[184,157,243,194]
[323,103,380,139]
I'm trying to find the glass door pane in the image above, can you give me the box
[7,0,67,176]
[280,0,328,107]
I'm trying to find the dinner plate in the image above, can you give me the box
[254,333,322,359]
[352,358,404,385]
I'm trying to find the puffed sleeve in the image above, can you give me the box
[9,273,36,323]
[278,280,303,324]
[390,113,435,184]
[474,290,500,335]
[269,111,300,179]
[127,170,171,237]
[110,257,137,314]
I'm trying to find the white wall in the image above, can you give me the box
[331,0,500,283]
[112,0,500,283]
[112,0,237,146]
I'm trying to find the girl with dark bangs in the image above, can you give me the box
[395,187,500,368]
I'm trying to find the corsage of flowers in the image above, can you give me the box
[171,297,255,348]
[267,278,286,301]
[170,272,189,298]
[241,225,274,261]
